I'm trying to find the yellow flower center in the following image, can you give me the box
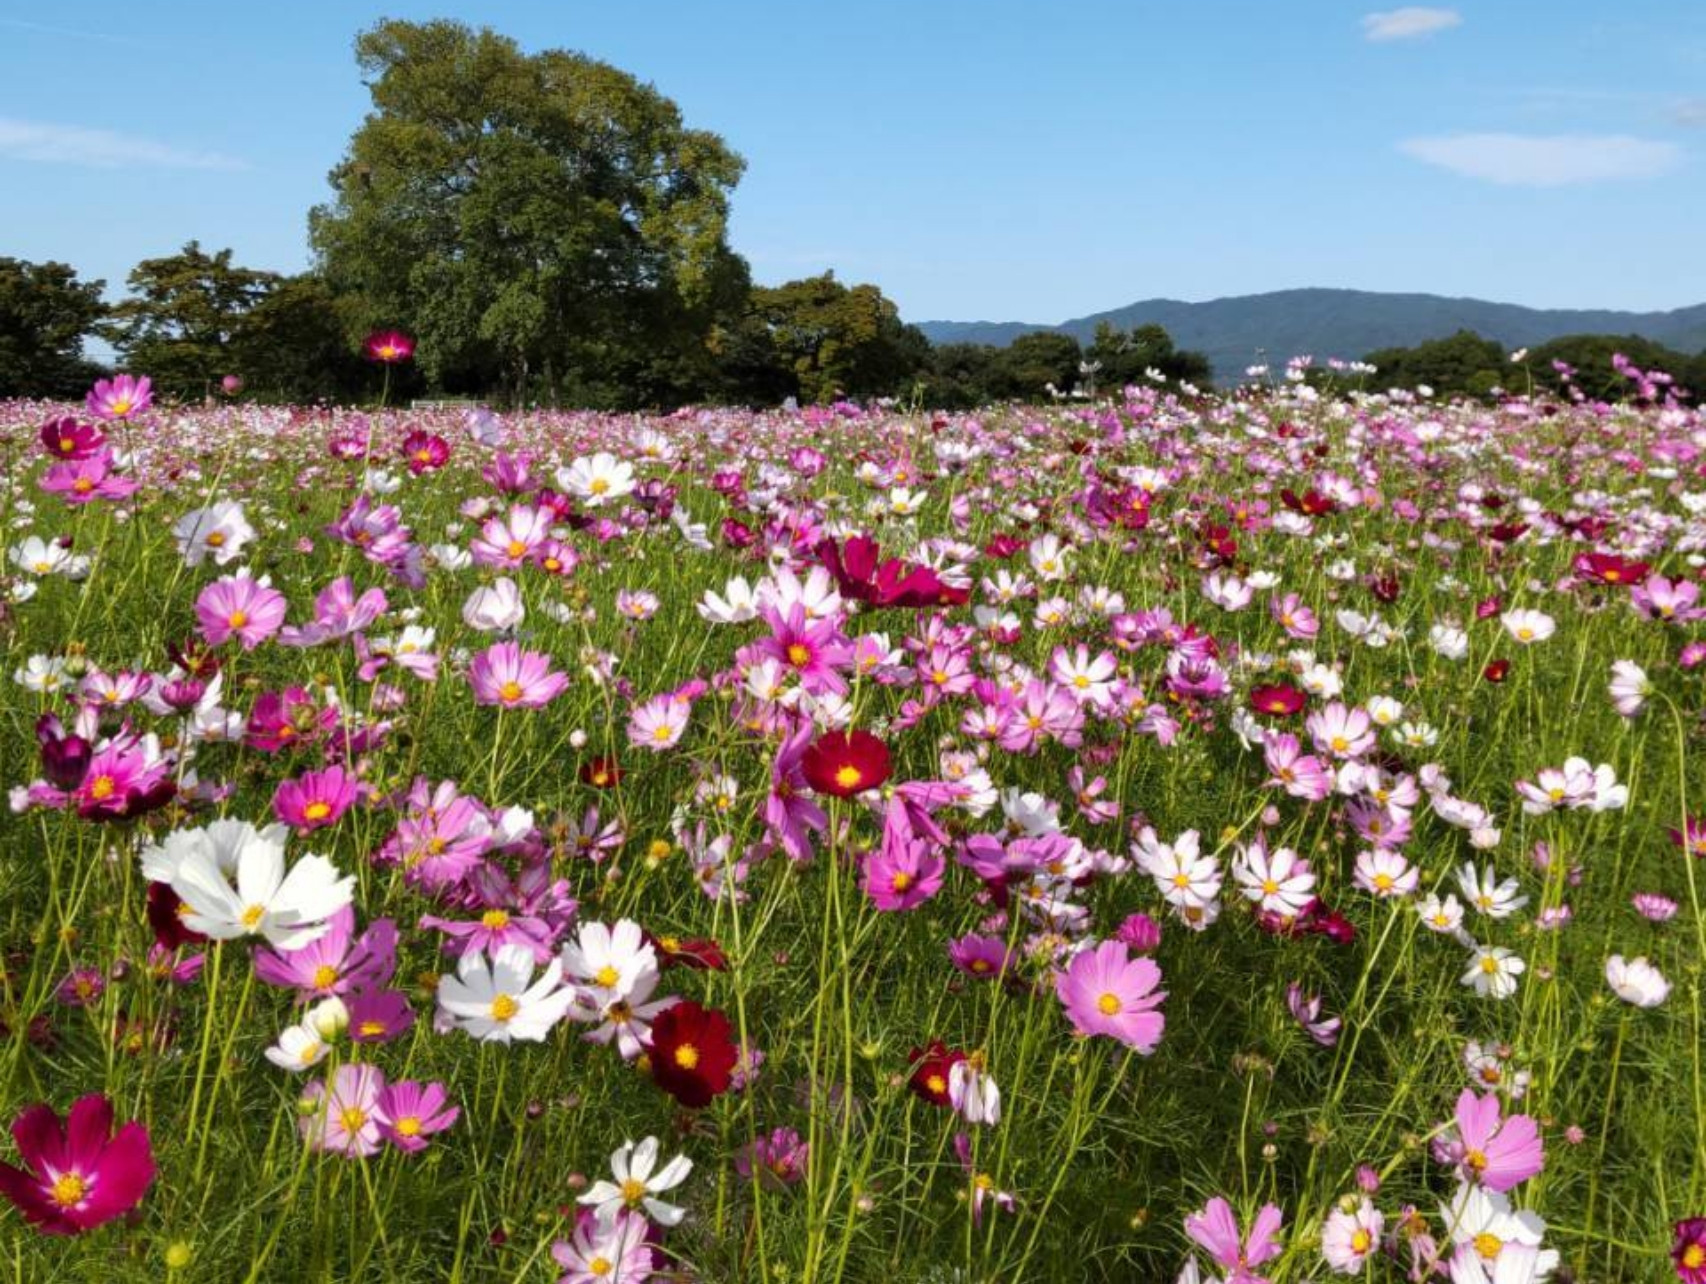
[339,1106,367,1133]
[891,871,913,892]
[395,1116,422,1137]
[588,1257,613,1278]
[925,1073,946,1095]
[49,1172,86,1207]
[1473,1231,1503,1260]
[1351,1228,1372,1253]
[1097,992,1122,1016]
[1465,1148,1488,1172]
[303,801,332,821]
[73,477,95,493]
[674,1043,700,1069]
[1374,873,1394,891]
[786,643,811,667]
[590,477,610,495]
[834,765,863,790]
[1261,879,1279,896]
[358,1021,385,1038]
[312,964,339,989]
[489,993,519,1022]
[506,540,526,558]
[1684,1245,1705,1269]
[1171,872,1192,889]
[111,398,132,416]
[1330,735,1349,753]
[620,1177,647,1206]
[1480,955,1500,975]
[499,680,524,703]
[652,723,673,741]
[205,531,226,547]
[241,904,266,928]
[481,909,511,930]
[229,610,248,629]
[88,775,116,800]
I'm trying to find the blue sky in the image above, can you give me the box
[3,0,1704,323]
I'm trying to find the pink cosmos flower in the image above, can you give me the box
[299,1063,386,1157]
[273,764,360,832]
[279,577,387,647]
[468,641,568,709]
[948,933,1014,980]
[195,575,288,650]
[375,1080,458,1153]
[471,504,553,569]
[253,906,397,999]
[0,1093,155,1235]
[40,451,138,505]
[1055,939,1166,1053]
[862,835,946,911]
[85,373,152,421]
[627,692,690,751]
[1436,1089,1544,1191]
[1184,1196,1284,1284]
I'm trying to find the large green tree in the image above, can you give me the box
[101,242,281,399]
[0,257,108,398]
[717,271,929,404]
[309,18,749,408]
[229,275,375,404]
[1086,321,1212,390]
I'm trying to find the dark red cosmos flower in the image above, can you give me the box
[1255,898,1355,945]
[815,535,969,609]
[648,1001,737,1108]
[38,417,105,461]
[1280,487,1337,516]
[983,533,1024,559]
[907,1042,965,1106]
[801,730,892,799]
[1249,684,1306,717]
[0,1094,155,1235]
[1368,573,1401,604]
[363,331,415,364]
[1488,521,1530,544]
[145,882,206,952]
[1474,596,1503,620]
[1574,552,1650,587]
[651,934,728,971]
[35,715,91,791]
[722,518,756,549]
[1483,659,1511,684]
[1200,523,1238,566]
[401,430,450,475]
[578,757,623,789]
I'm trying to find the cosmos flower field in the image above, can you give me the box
[3,366,1705,1283]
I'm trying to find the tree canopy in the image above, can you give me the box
[0,258,108,399]
[308,18,750,409]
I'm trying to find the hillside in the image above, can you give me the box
[916,288,1706,379]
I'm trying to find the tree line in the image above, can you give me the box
[1,19,1694,410]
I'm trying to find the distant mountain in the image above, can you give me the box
[915,288,1706,381]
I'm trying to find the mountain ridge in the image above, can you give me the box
[913,288,1706,380]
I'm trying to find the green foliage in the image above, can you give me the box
[1525,333,1706,403]
[0,257,108,398]
[717,271,931,404]
[1361,329,1510,399]
[308,18,750,408]
[1087,321,1213,390]
[993,330,1082,399]
[229,275,375,404]
[100,242,282,400]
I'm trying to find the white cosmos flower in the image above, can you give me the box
[1500,609,1555,645]
[1462,944,1526,1000]
[559,919,657,1000]
[556,452,635,507]
[1439,1181,1557,1283]
[141,818,289,885]
[1604,954,1670,1007]
[1457,863,1528,919]
[14,654,69,694]
[436,944,577,1043]
[168,830,354,952]
[579,1136,694,1227]
[462,577,525,632]
[264,1020,332,1072]
[698,576,759,625]
[948,1057,1001,1125]
[1430,624,1470,660]
[1607,660,1650,718]
[172,500,255,567]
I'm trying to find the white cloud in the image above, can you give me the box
[1362,7,1462,41]
[1673,98,1706,128]
[0,118,246,170]
[1398,133,1682,185]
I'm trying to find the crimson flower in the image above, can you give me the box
[801,729,892,798]
[1249,683,1306,717]
[1574,552,1650,587]
[1483,659,1511,684]
[0,1094,155,1235]
[648,1001,737,1108]
[815,535,969,609]
[907,1042,965,1106]
[364,331,415,364]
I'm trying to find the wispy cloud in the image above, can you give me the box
[1398,132,1682,185]
[0,118,246,170]
[1362,7,1462,41]
[1673,98,1706,127]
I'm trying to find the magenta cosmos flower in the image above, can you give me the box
[862,835,945,911]
[468,640,568,709]
[1675,1217,1706,1282]
[273,764,360,832]
[1440,1089,1544,1192]
[39,451,138,505]
[85,373,152,421]
[195,574,288,650]
[0,1094,155,1235]
[1055,939,1166,1053]
[1184,1196,1284,1284]
[375,1080,458,1153]
[364,331,415,363]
